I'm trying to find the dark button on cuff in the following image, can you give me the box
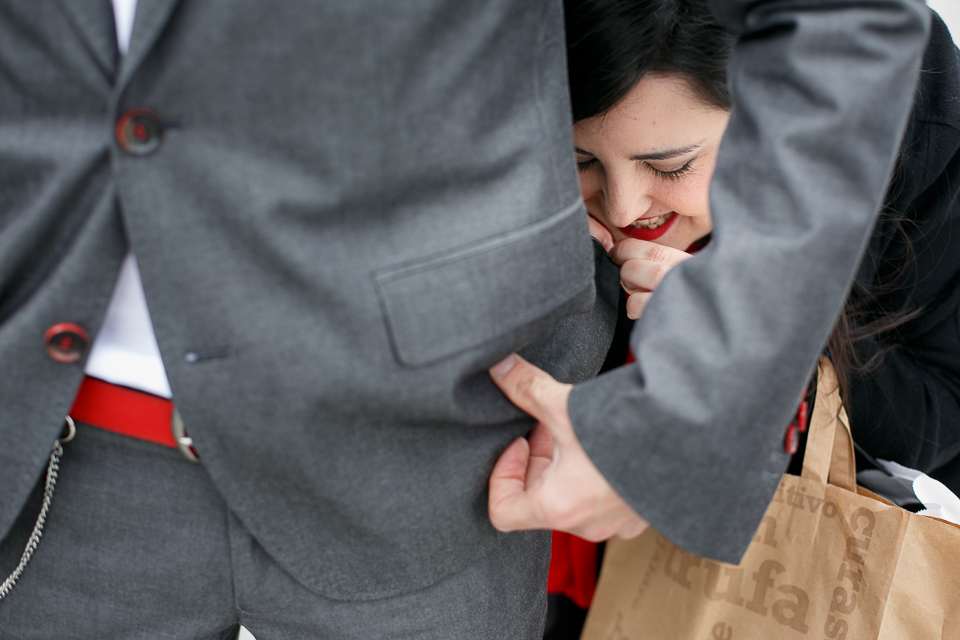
[45,323,89,364]
[115,108,163,155]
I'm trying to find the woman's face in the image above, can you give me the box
[574,73,730,252]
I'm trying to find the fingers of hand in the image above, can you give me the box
[587,215,615,252]
[625,290,652,320]
[488,355,647,539]
[527,422,555,460]
[488,437,538,532]
[525,423,555,485]
[488,425,648,539]
[490,436,530,489]
[619,259,670,294]
[609,238,690,268]
[613,240,691,319]
[489,355,574,444]
[530,441,647,541]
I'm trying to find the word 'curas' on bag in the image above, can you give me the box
[581,358,960,640]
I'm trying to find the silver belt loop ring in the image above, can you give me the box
[171,408,200,463]
[60,415,77,444]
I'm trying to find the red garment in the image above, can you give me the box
[547,349,635,608]
[547,532,598,609]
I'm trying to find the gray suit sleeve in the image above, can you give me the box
[520,241,621,384]
[568,0,930,563]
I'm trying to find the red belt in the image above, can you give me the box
[69,376,198,460]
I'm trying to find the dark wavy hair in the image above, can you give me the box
[565,0,734,121]
[564,0,919,403]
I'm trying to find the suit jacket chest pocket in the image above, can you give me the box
[374,202,594,367]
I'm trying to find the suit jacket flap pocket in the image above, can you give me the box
[375,201,593,367]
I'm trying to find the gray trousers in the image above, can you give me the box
[0,424,549,639]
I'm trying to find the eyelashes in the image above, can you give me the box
[576,157,598,173]
[648,158,695,181]
[576,156,696,181]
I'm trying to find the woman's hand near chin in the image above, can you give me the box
[610,239,692,319]
[585,197,615,251]
[587,216,615,251]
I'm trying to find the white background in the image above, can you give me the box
[237,7,959,640]
[931,0,960,36]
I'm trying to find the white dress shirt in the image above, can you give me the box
[84,0,173,398]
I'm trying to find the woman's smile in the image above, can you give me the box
[619,211,677,241]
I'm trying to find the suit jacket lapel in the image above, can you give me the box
[117,0,182,90]
[55,0,118,81]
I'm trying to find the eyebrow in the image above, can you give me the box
[632,143,703,161]
[575,142,704,161]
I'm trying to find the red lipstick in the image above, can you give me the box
[619,212,677,241]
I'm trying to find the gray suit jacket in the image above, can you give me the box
[0,0,928,600]
[0,0,617,600]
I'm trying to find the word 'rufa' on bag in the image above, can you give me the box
[581,358,960,640]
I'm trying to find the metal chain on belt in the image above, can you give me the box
[0,417,75,601]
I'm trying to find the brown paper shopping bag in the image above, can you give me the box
[581,359,960,640]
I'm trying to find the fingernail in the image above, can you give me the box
[490,354,518,379]
[603,237,615,252]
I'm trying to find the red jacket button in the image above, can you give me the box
[784,423,800,455]
[44,323,89,364]
[115,108,163,155]
[797,399,809,433]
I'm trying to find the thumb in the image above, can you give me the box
[488,436,534,532]
[585,198,615,253]
[587,216,615,253]
[489,354,572,443]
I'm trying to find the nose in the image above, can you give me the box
[602,179,654,229]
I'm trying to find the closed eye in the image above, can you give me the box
[577,157,598,173]
[647,158,695,181]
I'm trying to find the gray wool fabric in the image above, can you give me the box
[0,0,610,607]
[0,424,551,639]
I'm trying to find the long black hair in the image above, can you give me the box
[564,0,919,402]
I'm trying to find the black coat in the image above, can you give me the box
[845,11,960,491]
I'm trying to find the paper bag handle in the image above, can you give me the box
[800,357,856,491]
